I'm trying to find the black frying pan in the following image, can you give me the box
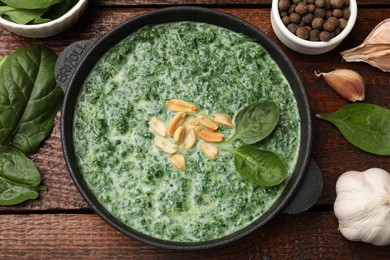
[55,6,322,250]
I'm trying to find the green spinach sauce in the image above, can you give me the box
[74,22,301,242]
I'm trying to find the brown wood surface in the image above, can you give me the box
[1,212,389,259]
[89,0,390,7]
[0,0,390,258]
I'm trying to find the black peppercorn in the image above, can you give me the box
[302,13,314,24]
[338,18,348,29]
[315,0,326,8]
[312,17,324,30]
[333,8,343,18]
[314,8,326,18]
[278,0,291,11]
[296,26,310,39]
[310,29,320,41]
[323,17,339,32]
[307,4,316,13]
[319,30,331,41]
[290,13,301,24]
[296,2,308,16]
[293,0,301,4]
[287,23,299,34]
[330,0,344,9]
[343,7,350,19]
[282,16,291,25]
[288,4,297,14]
[334,27,341,36]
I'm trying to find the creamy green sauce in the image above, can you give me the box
[74,22,301,242]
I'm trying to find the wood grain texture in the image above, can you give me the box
[89,0,390,7]
[0,7,389,211]
[0,212,389,258]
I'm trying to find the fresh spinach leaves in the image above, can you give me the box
[224,101,287,187]
[228,101,279,144]
[0,45,62,205]
[0,6,48,25]
[0,146,46,205]
[0,45,63,154]
[1,0,62,9]
[0,0,78,25]
[42,0,78,20]
[224,145,287,187]
[316,103,390,156]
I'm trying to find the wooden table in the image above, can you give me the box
[1,0,389,258]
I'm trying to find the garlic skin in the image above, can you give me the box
[334,168,390,246]
[341,18,390,72]
[315,69,365,102]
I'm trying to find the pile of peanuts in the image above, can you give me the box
[278,0,351,41]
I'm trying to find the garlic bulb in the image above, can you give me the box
[341,19,390,72]
[334,168,390,246]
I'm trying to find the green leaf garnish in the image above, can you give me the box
[316,103,390,156]
[228,101,279,144]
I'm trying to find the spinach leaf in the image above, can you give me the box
[30,17,52,24]
[0,6,48,25]
[0,177,38,205]
[0,146,45,205]
[0,54,7,66]
[0,45,64,154]
[43,0,78,20]
[228,101,279,144]
[1,0,62,9]
[0,146,41,186]
[316,103,390,156]
[224,145,287,187]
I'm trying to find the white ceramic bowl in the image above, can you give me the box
[271,0,357,55]
[0,0,88,38]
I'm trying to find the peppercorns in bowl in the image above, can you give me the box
[271,0,357,54]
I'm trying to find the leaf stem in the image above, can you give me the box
[35,185,48,191]
[225,135,237,143]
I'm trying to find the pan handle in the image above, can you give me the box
[55,40,96,93]
[283,158,323,214]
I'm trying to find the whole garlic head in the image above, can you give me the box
[334,168,390,246]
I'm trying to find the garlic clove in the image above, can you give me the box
[315,69,365,102]
[341,18,390,72]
